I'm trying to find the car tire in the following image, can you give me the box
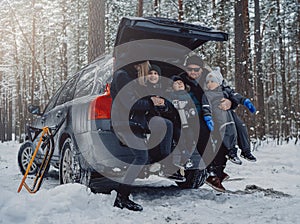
[176,169,207,189]
[59,137,90,185]
[18,141,40,175]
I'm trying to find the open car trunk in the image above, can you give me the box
[113,17,228,71]
[114,17,228,49]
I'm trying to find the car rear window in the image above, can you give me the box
[56,75,79,106]
[74,67,96,98]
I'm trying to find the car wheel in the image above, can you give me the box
[18,142,40,175]
[59,137,89,185]
[176,169,208,189]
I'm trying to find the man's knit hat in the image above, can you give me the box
[185,55,204,67]
[206,69,224,85]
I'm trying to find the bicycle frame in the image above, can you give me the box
[17,126,55,194]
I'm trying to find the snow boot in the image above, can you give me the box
[166,171,186,182]
[160,164,186,182]
[220,172,230,182]
[114,193,143,211]
[160,169,186,182]
[241,151,257,162]
[226,150,242,165]
[205,176,226,192]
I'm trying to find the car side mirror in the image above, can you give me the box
[28,105,42,116]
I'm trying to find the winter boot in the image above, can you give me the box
[205,176,225,192]
[165,171,186,182]
[160,164,186,182]
[226,150,242,165]
[220,172,230,182]
[114,192,143,211]
[240,151,257,162]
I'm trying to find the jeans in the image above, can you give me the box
[116,131,149,185]
[147,116,174,166]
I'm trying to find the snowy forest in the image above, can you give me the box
[0,0,299,144]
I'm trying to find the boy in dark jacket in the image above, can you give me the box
[202,70,257,165]
[169,75,198,168]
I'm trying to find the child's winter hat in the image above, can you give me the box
[171,75,184,82]
[170,75,190,91]
[149,64,162,76]
[206,69,224,85]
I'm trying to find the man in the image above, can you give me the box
[180,55,233,192]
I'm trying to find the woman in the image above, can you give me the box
[110,61,151,211]
[110,61,183,211]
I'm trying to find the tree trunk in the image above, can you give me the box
[8,90,12,141]
[254,0,265,139]
[297,45,300,140]
[61,0,68,81]
[276,0,288,138]
[88,0,105,63]
[12,22,22,142]
[76,0,81,71]
[0,72,3,142]
[154,0,160,17]
[234,0,252,129]
[178,0,183,21]
[31,0,36,105]
[216,0,227,78]
[137,0,143,17]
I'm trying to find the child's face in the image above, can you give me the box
[147,70,159,84]
[206,80,219,90]
[173,80,185,91]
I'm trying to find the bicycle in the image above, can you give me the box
[17,118,65,194]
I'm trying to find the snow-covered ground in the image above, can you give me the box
[0,140,299,224]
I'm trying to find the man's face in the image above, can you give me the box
[186,64,202,80]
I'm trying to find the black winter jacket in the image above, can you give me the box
[110,68,153,134]
[111,68,174,135]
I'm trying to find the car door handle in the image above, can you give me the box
[56,110,62,118]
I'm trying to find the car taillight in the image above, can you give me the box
[88,84,112,120]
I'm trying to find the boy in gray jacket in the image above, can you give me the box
[202,70,257,165]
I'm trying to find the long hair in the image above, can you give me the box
[135,61,150,86]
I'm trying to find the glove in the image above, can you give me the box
[204,115,214,131]
[243,99,256,114]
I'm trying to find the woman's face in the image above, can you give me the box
[147,70,160,84]
[173,80,185,91]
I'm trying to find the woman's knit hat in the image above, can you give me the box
[149,64,162,76]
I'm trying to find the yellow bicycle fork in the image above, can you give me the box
[17,126,54,194]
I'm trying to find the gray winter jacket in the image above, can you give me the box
[202,86,238,150]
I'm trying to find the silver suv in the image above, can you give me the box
[18,17,228,192]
